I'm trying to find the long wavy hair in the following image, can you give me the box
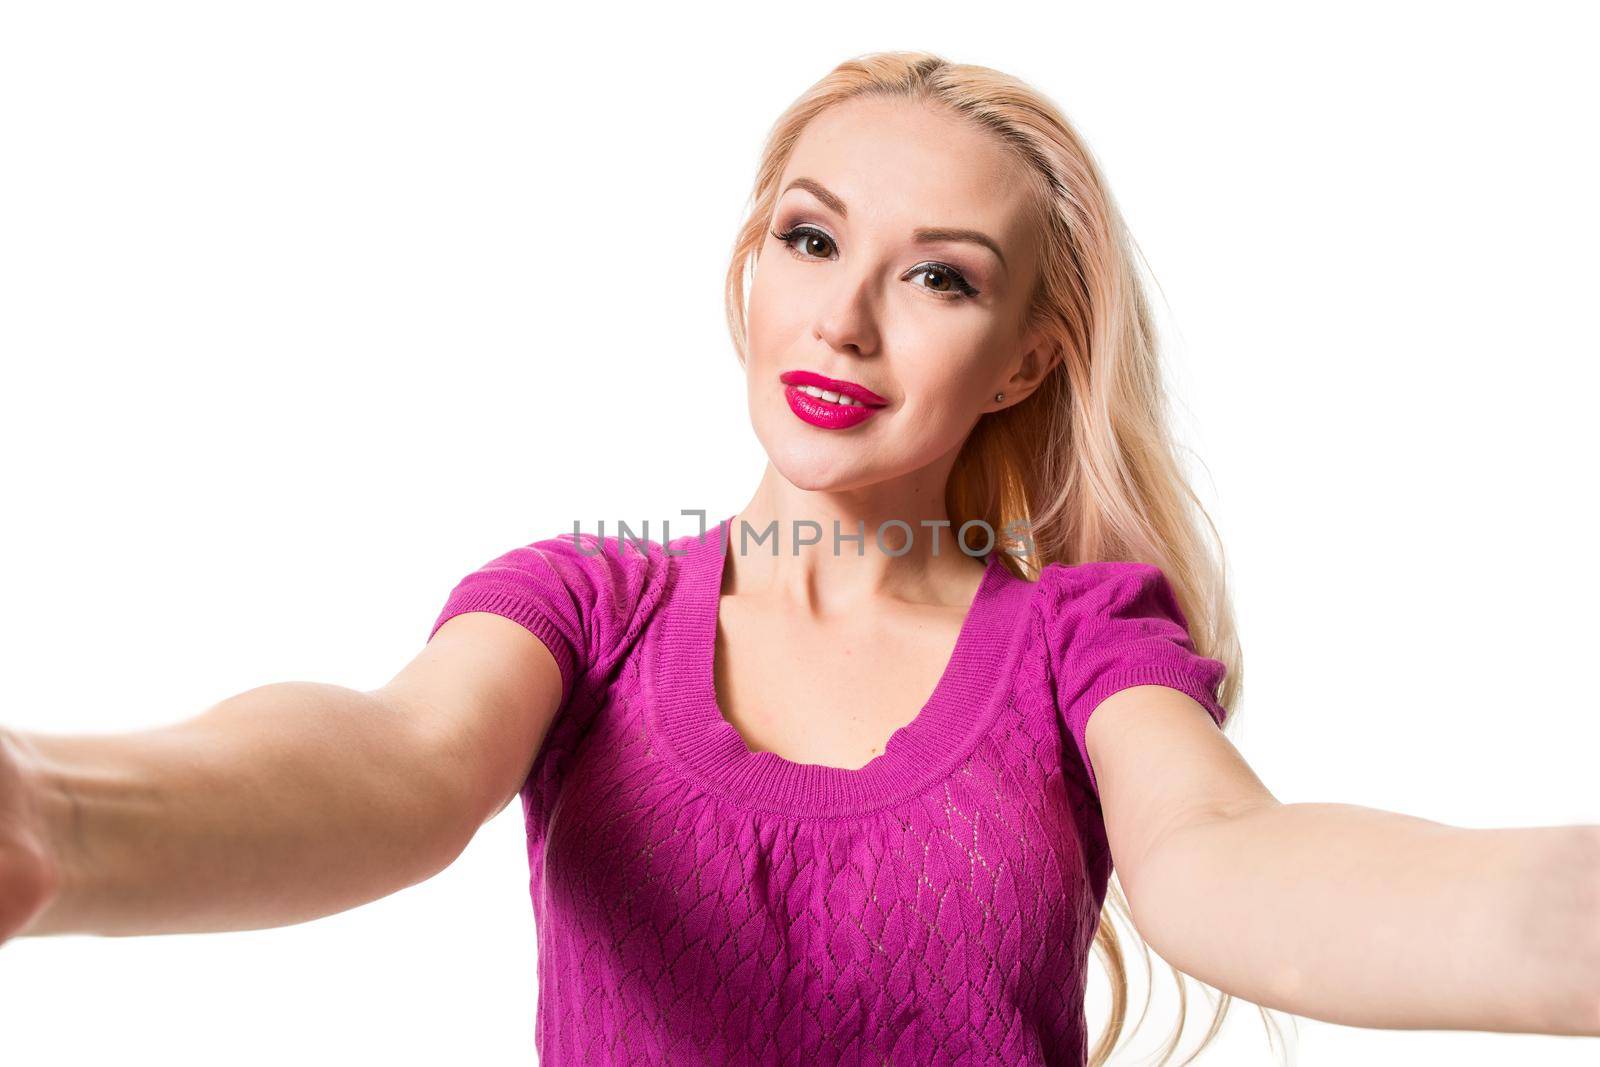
[723,51,1292,1065]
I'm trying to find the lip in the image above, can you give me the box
[783,382,883,429]
[779,369,889,408]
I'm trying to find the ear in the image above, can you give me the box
[1000,325,1061,404]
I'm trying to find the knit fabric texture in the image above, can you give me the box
[428,514,1229,1066]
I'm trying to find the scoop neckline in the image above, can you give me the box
[651,514,1033,818]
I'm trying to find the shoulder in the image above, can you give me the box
[1030,558,1229,795]
[464,528,669,593]
[430,527,673,688]
[1030,557,1223,719]
[1031,559,1193,638]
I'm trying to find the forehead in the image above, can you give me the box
[778,96,1038,251]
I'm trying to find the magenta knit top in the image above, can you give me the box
[427,514,1229,1066]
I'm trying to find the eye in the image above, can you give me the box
[768,224,982,301]
[906,263,980,300]
[770,223,836,260]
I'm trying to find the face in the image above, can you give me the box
[744,95,1053,495]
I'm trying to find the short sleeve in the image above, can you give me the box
[1038,560,1229,798]
[427,530,665,706]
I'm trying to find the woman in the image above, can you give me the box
[3,51,1597,1066]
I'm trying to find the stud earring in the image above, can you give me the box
[994,392,1005,403]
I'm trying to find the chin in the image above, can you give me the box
[755,433,878,493]
[770,447,862,491]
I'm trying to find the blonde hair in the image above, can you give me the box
[725,51,1293,1065]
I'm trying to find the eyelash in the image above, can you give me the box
[768,224,982,300]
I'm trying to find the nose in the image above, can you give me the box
[812,264,882,358]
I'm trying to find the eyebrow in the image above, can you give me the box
[782,176,1008,273]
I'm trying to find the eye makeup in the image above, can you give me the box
[768,221,983,300]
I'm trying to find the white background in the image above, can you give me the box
[2,2,1596,1063]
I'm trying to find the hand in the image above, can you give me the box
[0,728,61,946]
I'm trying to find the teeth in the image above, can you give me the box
[797,384,864,406]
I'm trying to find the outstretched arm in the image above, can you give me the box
[1090,685,1600,1036]
[2,610,562,941]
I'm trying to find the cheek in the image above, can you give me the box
[890,367,988,452]
[744,261,799,354]
[745,254,996,389]
[902,348,990,407]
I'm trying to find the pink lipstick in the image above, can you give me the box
[780,369,889,430]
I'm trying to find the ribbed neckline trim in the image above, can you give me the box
[652,514,1036,818]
